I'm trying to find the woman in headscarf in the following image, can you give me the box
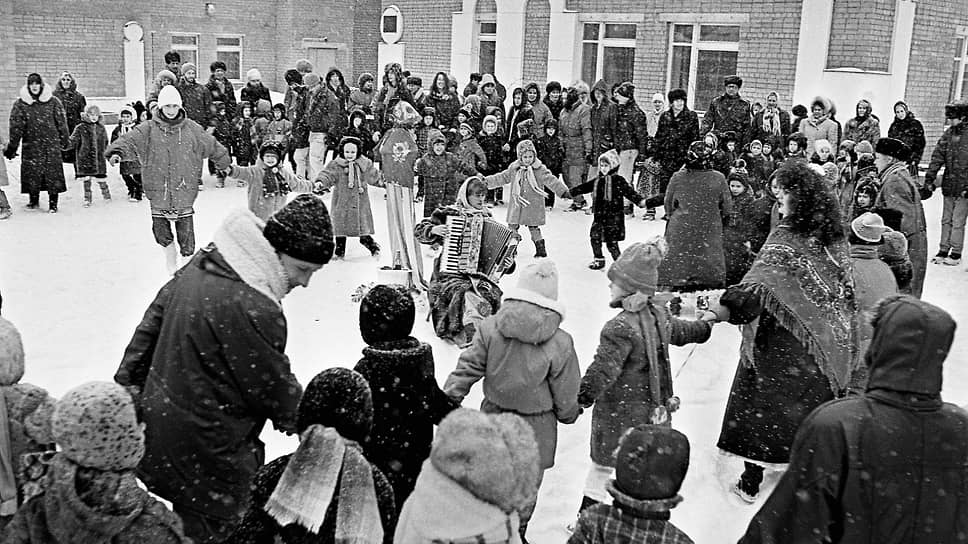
[52,71,86,164]
[844,99,881,147]
[887,101,926,178]
[656,141,732,292]
[709,160,856,502]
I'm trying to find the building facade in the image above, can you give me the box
[379,0,968,156]
[0,0,379,133]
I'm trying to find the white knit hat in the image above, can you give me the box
[651,92,665,103]
[157,85,182,108]
[503,258,566,318]
[247,68,262,82]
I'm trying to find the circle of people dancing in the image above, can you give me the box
[1,53,967,544]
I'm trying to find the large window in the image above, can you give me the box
[581,23,636,87]
[170,34,198,68]
[667,24,739,111]
[478,21,496,75]
[951,35,968,102]
[216,36,243,80]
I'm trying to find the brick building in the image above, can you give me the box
[0,0,380,133]
[378,0,968,157]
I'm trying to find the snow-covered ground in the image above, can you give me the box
[1,157,965,543]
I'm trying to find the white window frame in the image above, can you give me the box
[951,32,968,102]
[476,16,497,75]
[580,22,637,84]
[169,32,199,68]
[215,34,244,83]
[665,23,739,112]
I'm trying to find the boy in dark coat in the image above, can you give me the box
[234,101,257,166]
[570,150,648,269]
[69,104,110,207]
[569,425,695,544]
[414,130,472,217]
[723,171,757,285]
[577,239,712,514]
[111,105,144,201]
[209,101,236,187]
[456,122,488,181]
[535,119,565,209]
[479,115,506,205]
[354,285,457,510]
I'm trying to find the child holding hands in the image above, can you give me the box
[314,136,384,258]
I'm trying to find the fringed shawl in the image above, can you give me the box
[738,224,857,394]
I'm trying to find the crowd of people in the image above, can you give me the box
[1,47,967,544]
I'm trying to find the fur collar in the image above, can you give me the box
[213,208,289,305]
[18,84,53,104]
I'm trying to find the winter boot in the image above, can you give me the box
[944,252,962,266]
[26,193,39,210]
[83,180,93,207]
[588,258,606,270]
[98,181,111,201]
[48,194,58,214]
[733,462,763,503]
[932,249,949,264]
[333,237,347,260]
[361,236,381,258]
[0,208,11,220]
[534,239,547,258]
[163,244,179,276]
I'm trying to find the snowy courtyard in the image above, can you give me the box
[1,158,966,542]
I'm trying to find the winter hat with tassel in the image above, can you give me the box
[608,236,668,296]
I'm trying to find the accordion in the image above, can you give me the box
[440,215,517,279]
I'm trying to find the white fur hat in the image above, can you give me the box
[503,258,566,318]
[247,68,262,82]
[157,85,182,108]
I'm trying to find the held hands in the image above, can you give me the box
[3,146,17,160]
[700,303,731,323]
[667,396,681,413]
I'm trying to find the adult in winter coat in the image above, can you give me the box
[354,285,457,510]
[240,68,271,107]
[349,72,376,114]
[750,92,790,149]
[612,83,647,194]
[588,80,617,160]
[206,60,238,118]
[843,99,881,147]
[504,88,533,146]
[923,100,968,266]
[739,295,968,544]
[426,71,462,130]
[4,73,70,212]
[105,86,232,271]
[1,382,191,544]
[113,196,334,543]
[657,142,732,292]
[654,89,700,193]
[700,75,752,148]
[874,137,928,297]
[887,100,926,177]
[525,82,553,137]
[559,88,593,209]
[52,71,86,164]
[176,62,213,129]
[226,368,397,544]
[374,63,415,134]
[477,74,506,122]
[798,96,840,156]
[711,160,856,502]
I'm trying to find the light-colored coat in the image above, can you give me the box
[228,161,315,220]
[483,159,568,227]
[875,161,927,297]
[314,155,384,237]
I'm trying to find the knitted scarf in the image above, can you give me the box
[261,165,291,198]
[737,224,856,394]
[0,389,15,516]
[265,425,383,541]
[508,160,541,207]
[761,107,781,137]
[336,157,366,194]
[620,293,672,423]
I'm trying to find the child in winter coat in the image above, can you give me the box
[743,139,772,196]
[456,122,488,181]
[785,131,808,162]
[265,103,292,152]
[106,85,231,275]
[576,239,712,516]
[414,129,472,217]
[479,115,506,205]
[209,101,235,188]
[1,382,190,542]
[724,172,758,285]
[568,425,694,544]
[394,408,540,544]
[535,119,565,209]
[226,368,397,544]
[851,181,878,220]
[810,138,839,191]
[251,98,273,152]
[69,104,109,207]
[569,150,648,269]
[234,101,256,166]
[354,284,457,510]
[0,317,55,530]
[483,140,571,257]
[444,259,581,541]
[315,136,384,258]
[111,105,144,202]
[224,142,315,221]
[415,107,437,157]
[346,109,375,161]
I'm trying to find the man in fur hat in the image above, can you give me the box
[114,195,335,543]
[701,75,752,149]
[874,137,927,297]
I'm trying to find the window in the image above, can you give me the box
[216,36,243,80]
[666,23,739,111]
[478,22,496,75]
[581,23,636,87]
[951,35,968,102]
[170,34,198,68]
[826,0,895,72]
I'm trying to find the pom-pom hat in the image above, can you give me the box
[503,258,566,317]
[608,237,668,295]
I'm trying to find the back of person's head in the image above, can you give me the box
[613,424,690,500]
[164,50,181,65]
[359,284,415,344]
[52,382,144,471]
[775,159,844,245]
[0,317,24,386]
[296,368,373,443]
[263,195,335,265]
[608,237,667,298]
[431,408,540,513]
[284,69,303,86]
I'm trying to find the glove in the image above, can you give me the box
[312,180,326,194]
[577,385,595,408]
[667,396,681,413]
[919,183,935,200]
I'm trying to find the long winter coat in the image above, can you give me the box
[483,158,569,227]
[570,173,643,242]
[614,100,647,153]
[924,121,968,196]
[658,168,732,291]
[739,297,968,544]
[176,79,213,128]
[114,214,303,523]
[427,80,462,129]
[315,156,383,237]
[229,161,315,221]
[724,189,757,286]
[887,111,926,165]
[456,135,487,178]
[654,108,700,173]
[6,85,69,194]
[799,99,840,156]
[444,300,582,469]
[68,119,108,178]
[354,337,457,509]
[589,80,616,155]
[579,301,711,466]
[875,161,927,297]
[105,110,231,217]
[52,74,86,164]
[701,93,751,147]
[207,76,238,118]
[847,245,897,391]
[240,83,271,109]
[226,451,397,544]
[559,104,592,168]
[525,83,554,136]
[414,149,469,218]
[843,114,881,147]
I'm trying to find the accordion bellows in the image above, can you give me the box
[441,215,517,280]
